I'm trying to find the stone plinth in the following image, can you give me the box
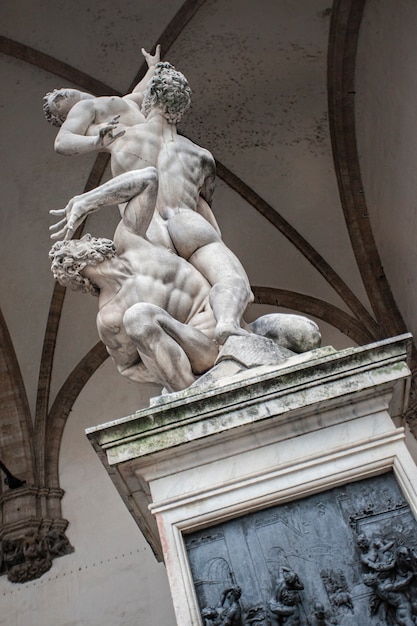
[86,334,417,625]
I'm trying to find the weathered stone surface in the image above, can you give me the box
[0,486,73,583]
[47,53,321,395]
[86,335,417,625]
[216,334,296,367]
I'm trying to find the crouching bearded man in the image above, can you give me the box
[49,168,322,393]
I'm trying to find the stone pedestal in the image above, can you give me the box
[87,334,417,625]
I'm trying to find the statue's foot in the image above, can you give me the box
[215,321,250,345]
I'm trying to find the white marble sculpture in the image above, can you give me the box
[45,49,253,345]
[46,48,321,393]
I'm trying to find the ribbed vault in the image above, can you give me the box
[0,0,415,556]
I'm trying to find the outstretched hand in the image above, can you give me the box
[97,115,125,148]
[49,195,92,240]
[141,44,161,67]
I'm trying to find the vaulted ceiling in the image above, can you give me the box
[1,0,417,510]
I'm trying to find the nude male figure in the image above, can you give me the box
[43,46,161,143]
[49,168,322,390]
[45,58,253,343]
[49,167,218,392]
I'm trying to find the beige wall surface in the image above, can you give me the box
[0,360,175,626]
[356,0,417,341]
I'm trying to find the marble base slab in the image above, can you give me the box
[86,334,417,625]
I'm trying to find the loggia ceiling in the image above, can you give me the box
[1,0,417,453]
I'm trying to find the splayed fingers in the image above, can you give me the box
[49,196,91,240]
[98,115,125,147]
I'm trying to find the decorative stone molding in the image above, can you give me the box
[0,486,72,583]
[87,334,417,625]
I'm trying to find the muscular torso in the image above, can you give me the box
[84,102,215,212]
[106,119,215,215]
[95,231,215,359]
[81,100,218,253]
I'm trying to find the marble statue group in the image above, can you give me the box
[46,46,321,393]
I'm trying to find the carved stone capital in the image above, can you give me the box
[0,485,72,582]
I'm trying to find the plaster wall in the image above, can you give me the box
[356,0,417,342]
[0,360,175,626]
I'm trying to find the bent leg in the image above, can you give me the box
[166,211,254,344]
[190,242,254,343]
[123,303,218,392]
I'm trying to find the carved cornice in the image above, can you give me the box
[0,485,72,583]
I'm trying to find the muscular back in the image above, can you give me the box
[108,116,216,217]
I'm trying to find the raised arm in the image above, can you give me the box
[124,45,161,105]
[50,168,158,240]
[54,100,124,156]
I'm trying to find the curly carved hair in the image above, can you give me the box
[43,88,92,127]
[49,234,116,296]
[43,89,69,127]
[142,62,192,124]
